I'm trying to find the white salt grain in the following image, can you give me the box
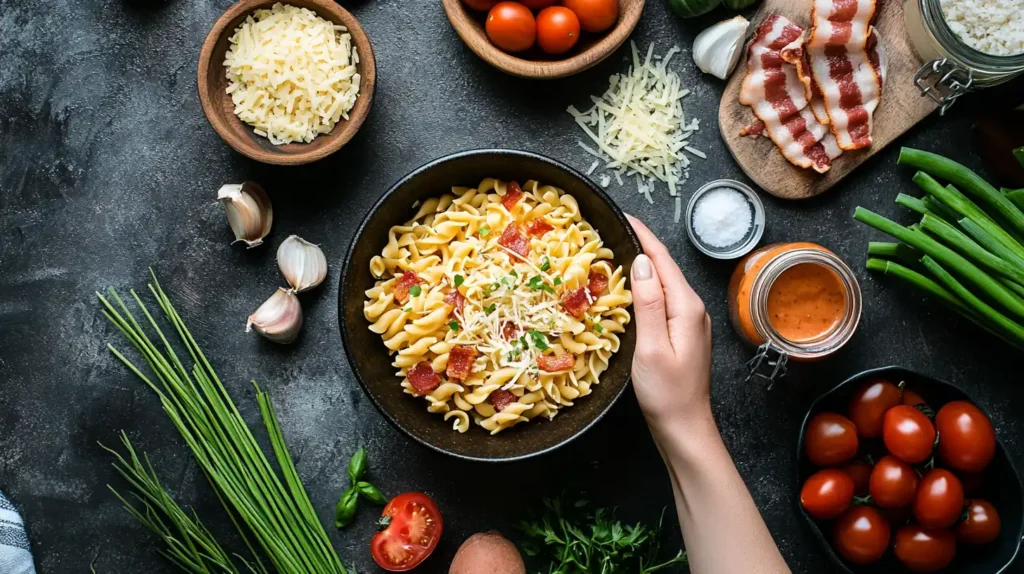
[692,187,752,248]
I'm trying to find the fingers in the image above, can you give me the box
[630,254,671,358]
[626,215,707,330]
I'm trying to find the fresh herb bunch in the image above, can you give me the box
[334,447,387,528]
[520,497,687,574]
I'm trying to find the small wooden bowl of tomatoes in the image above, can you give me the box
[441,0,644,79]
[796,366,1023,574]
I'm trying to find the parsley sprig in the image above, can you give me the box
[520,496,687,574]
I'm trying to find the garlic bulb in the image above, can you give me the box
[246,288,302,344]
[218,182,273,248]
[277,235,327,292]
[692,16,750,80]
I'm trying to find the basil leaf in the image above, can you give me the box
[449,321,460,331]
[334,488,359,528]
[348,447,367,482]
[357,481,387,505]
[553,277,562,286]
[528,330,550,351]
[454,274,464,287]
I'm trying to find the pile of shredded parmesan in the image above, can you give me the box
[223,3,361,145]
[568,42,703,222]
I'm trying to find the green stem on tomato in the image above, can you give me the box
[854,207,1024,321]
[899,147,1024,236]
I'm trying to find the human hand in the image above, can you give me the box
[626,215,713,436]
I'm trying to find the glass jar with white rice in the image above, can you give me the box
[903,0,1024,112]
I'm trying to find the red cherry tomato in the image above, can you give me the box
[869,455,919,509]
[893,525,956,573]
[956,499,1001,545]
[535,7,580,55]
[914,469,965,529]
[485,2,536,53]
[902,388,928,408]
[804,412,859,467]
[561,0,618,32]
[801,469,855,520]
[842,461,872,496]
[833,506,890,565]
[370,493,443,571]
[848,379,902,438]
[462,0,500,11]
[519,0,557,8]
[935,401,996,473]
[883,405,936,464]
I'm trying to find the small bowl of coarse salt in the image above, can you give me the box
[684,179,765,259]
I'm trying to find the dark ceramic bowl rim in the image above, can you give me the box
[338,149,642,462]
[795,365,1024,573]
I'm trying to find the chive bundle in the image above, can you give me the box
[97,272,346,573]
[854,148,1024,351]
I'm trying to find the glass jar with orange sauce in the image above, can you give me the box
[729,243,862,361]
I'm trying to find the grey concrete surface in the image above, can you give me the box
[2,0,1022,572]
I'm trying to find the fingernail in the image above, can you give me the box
[633,255,652,280]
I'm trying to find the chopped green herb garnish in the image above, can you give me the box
[594,323,604,333]
[510,269,519,278]
[408,285,422,297]
[528,330,550,351]
[403,306,412,312]
[479,225,490,237]
[449,321,460,331]
[553,277,563,286]
[454,274,464,288]
[485,282,499,296]
[484,303,497,314]
[519,335,529,349]
[529,275,555,294]
[540,256,551,272]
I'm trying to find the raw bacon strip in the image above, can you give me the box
[587,270,609,299]
[561,287,591,319]
[446,345,477,380]
[780,39,831,126]
[393,271,421,304]
[805,0,882,150]
[500,320,520,341]
[489,389,517,412]
[498,224,530,258]
[526,218,554,237]
[739,15,836,174]
[501,181,524,212]
[740,119,766,137]
[444,290,465,317]
[537,353,576,373]
[408,361,441,395]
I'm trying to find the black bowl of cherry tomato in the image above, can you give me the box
[796,366,1023,574]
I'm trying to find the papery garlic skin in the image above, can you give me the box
[246,288,303,344]
[277,235,327,292]
[218,182,273,248]
[693,16,750,80]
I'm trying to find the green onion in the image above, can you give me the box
[510,269,518,278]
[479,225,490,237]
[409,285,422,297]
[919,214,1024,285]
[553,278,562,286]
[900,148,1024,236]
[97,273,348,574]
[959,218,1024,269]
[593,323,604,334]
[1014,146,1024,169]
[854,208,1024,320]
[528,330,550,351]
[895,193,929,216]
[540,257,551,272]
[449,321,460,331]
[403,306,412,313]
[1008,189,1024,212]
[483,303,496,314]
[922,196,962,224]
[867,242,919,266]
[454,274,464,288]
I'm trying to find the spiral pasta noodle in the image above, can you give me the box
[365,179,632,434]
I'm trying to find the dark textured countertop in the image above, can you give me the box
[2,0,1023,572]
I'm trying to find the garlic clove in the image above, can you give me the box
[246,288,303,344]
[218,182,273,248]
[692,16,750,80]
[277,235,327,293]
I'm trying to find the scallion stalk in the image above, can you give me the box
[868,242,920,266]
[895,194,930,217]
[1008,189,1024,212]
[919,214,1024,285]
[958,217,1024,270]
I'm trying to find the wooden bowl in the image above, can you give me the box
[441,0,645,79]
[339,150,640,461]
[197,0,376,165]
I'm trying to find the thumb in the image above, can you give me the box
[630,254,669,354]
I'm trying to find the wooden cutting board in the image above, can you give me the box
[718,0,938,199]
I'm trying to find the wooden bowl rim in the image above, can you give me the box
[441,0,646,79]
[197,0,376,166]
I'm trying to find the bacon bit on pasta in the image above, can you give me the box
[407,361,441,395]
[393,271,421,304]
[489,389,517,412]
[526,219,554,237]
[561,287,591,319]
[537,353,575,373]
[587,270,609,299]
[500,321,520,341]
[446,345,478,380]
[444,289,466,318]
[498,224,530,258]
[501,181,524,211]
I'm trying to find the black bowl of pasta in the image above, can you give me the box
[340,149,640,461]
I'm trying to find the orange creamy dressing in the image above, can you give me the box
[766,263,847,342]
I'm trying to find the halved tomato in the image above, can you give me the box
[371,492,443,571]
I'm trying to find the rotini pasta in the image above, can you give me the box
[365,179,632,434]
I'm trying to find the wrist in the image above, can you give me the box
[647,406,724,465]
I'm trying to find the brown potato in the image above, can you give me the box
[449,531,526,574]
